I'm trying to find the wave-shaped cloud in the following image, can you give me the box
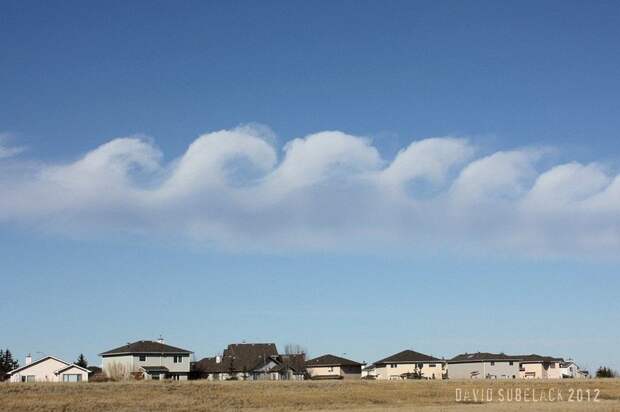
[1,125,619,257]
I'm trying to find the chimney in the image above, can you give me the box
[157,335,164,344]
[26,354,32,365]
[216,355,221,364]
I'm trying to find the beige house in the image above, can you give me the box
[7,355,89,383]
[305,354,363,379]
[373,349,444,380]
[100,338,193,380]
[518,355,564,379]
[447,352,521,379]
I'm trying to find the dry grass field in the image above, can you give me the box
[1,379,620,412]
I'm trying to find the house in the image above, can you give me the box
[7,354,89,383]
[194,343,305,380]
[560,360,588,379]
[373,349,444,380]
[99,338,193,380]
[447,352,521,379]
[361,364,378,379]
[267,354,306,380]
[518,354,564,379]
[305,354,363,379]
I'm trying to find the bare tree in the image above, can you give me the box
[284,343,307,357]
[105,361,130,381]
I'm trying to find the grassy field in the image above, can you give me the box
[2,379,620,412]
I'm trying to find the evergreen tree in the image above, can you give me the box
[76,353,88,368]
[596,366,616,378]
[0,349,19,381]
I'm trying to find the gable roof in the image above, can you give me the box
[55,363,90,374]
[305,354,362,367]
[277,354,306,373]
[375,349,441,364]
[195,343,280,374]
[223,343,279,371]
[7,355,70,375]
[99,340,192,356]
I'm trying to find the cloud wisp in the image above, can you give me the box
[1,126,619,257]
[0,133,26,159]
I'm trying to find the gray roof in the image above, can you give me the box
[305,354,362,367]
[448,352,563,363]
[375,349,441,364]
[517,354,564,363]
[100,340,192,356]
[141,366,169,372]
[448,352,521,363]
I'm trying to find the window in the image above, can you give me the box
[63,374,82,382]
[328,367,334,372]
[173,355,183,363]
[26,375,36,382]
[139,355,146,361]
[390,364,397,368]
[490,362,495,366]
[429,364,436,368]
[509,361,513,366]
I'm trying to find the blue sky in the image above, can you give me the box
[1,0,619,371]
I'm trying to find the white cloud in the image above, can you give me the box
[380,137,474,188]
[0,125,619,257]
[0,133,26,159]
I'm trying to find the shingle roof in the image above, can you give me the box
[99,340,192,356]
[195,356,232,374]
[448,352,563,363]
[223,343,278,359]
[278,354,306,373]
[141,366,169,372]
[516,354,564,363]
[375,350,441,364]
[448,352,521,363]
[305,354,362,367]
[195,343,280,374]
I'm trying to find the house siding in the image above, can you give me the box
[520,362,563,379]
[448,361,519,379]
[375,362,444,380]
